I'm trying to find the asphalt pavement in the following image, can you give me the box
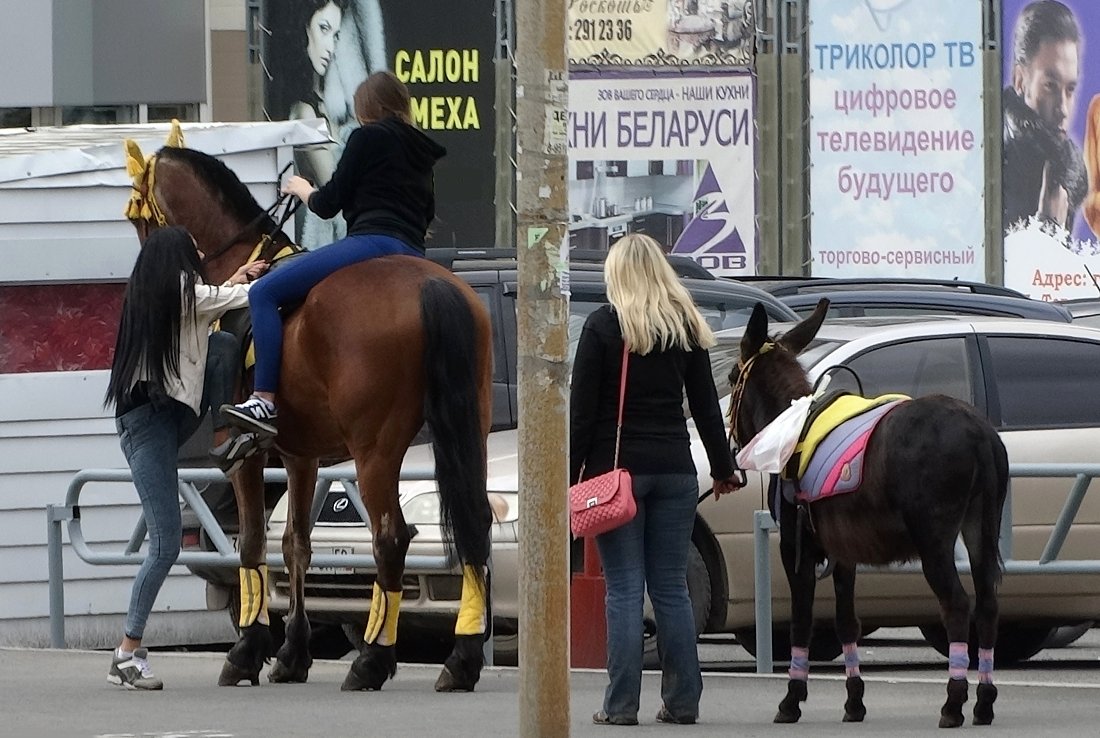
[3,629,1100,737]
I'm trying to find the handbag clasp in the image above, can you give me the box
[586,497,599,508]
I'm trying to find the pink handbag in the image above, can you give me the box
[570,345,636,537]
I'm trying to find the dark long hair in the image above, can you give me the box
[104,226,206,409]
[354,71,411,124]
[265,0,351,121]
[1013,0,1080,66]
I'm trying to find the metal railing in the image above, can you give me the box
[46,465,492,659]
[752,463,1100,673]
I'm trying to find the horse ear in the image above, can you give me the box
[778,298,829,355]
[740,302,769,359]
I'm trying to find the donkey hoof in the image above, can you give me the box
[939,712,965,729]
[435,664,476,693]
[268,657,310,684]
[775,679,807,724]
[218,658,260,687]
[939,678,967,728]
[973,683,997,726]
[843,675,867,722]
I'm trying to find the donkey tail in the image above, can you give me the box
[419,277,492,582]
[977,430,1010,578]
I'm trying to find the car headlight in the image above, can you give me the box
[402,492,442,526]
[401,491,519,526]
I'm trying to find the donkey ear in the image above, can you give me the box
[740,302,770,359]
[779,298,829,355]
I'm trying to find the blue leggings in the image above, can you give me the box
[249,234,422,392]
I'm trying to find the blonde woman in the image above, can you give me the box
[570,234,743,726]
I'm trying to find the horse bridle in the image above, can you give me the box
[203,162,304,263]
[728,341,775,450]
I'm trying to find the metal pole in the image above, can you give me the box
[753,510,775,674]
[514,0,570,732]
[47,504,70,648]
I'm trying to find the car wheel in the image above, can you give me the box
[734,625,844,662]
[919,622,1053,665]
[641,542,712,669]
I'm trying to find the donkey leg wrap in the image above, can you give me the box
[789,646,810,681]
[454,565,487,636]
[842,641,861,678]
[364,583,402,646]
[237,565,269,627]
[978,647,994,684]
[948,641,969,680]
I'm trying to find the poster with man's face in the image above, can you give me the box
[263,0,497,250]
[1003,0,1100,299]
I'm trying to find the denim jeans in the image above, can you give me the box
[116,331,239,639]
[595,472,702,721]
[247,233,422,392]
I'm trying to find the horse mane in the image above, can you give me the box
[156,146,280,234]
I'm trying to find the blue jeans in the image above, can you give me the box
[116,332,239,639]
[248,233,422,392]
[595,473,702,721]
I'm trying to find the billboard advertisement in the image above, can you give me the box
[567,69,757,276]
[263,0,497,249]
[568,0,754,66]
[1002,0,1100,299]
[808,0,986,280]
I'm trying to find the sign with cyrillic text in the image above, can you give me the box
[567,70,756,276]
[568,0,754,67]
[808,0,985,279]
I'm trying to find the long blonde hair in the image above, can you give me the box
[604,234,715,355]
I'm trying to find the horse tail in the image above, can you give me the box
[419,277,492,583]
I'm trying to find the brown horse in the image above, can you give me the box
[124,139,494,692]
[730,300,1008,728]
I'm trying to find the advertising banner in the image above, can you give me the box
[567,70,756,276]
[568,0,754,66]
[1002,0,1100,300]
[263,0,496,250]
[808,0,986,280]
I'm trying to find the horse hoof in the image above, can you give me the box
[435,665,476,692]
[268,657,310,684]
[341,645,396,692]
[973,683,997,725]
[843,675,867,722]
[218,658,260,687]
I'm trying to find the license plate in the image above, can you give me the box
[314,546,354,574]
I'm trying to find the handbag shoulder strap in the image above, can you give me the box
[613,342,629,468]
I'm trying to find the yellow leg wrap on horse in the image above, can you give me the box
[455,564,486,636]
[364,584,402,646]
[237,565,270,627]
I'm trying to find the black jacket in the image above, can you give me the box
[569,305,736,484]
[1002,87,1087,231]
[308,116,447,250]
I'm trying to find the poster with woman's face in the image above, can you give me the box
[263,0,497,250]
[1003,0,1100,299]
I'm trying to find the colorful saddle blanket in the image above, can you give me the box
[793,393,909,503]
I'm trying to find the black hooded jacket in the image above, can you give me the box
[308,116,447,250]
[1002,87,1087,231]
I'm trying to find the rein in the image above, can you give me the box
[203,162,303,263]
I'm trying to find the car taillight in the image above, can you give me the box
[181,529,201,548]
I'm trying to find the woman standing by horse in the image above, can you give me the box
[222,70,446,439]
[570,234,744,726]
[103,226,266,689]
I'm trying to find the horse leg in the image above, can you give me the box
[913,533,971,729]
[434,564,489,692]
[963,520,1000,725]
[832,563,866,722]
[775,504,817,724]
[219,453,273,686]
[268,455,319,683]
[342,452,409,692]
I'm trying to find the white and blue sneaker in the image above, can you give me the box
[108,647,163,690]
[220,396,278,437]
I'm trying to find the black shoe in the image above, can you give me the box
[220,396,278,437]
